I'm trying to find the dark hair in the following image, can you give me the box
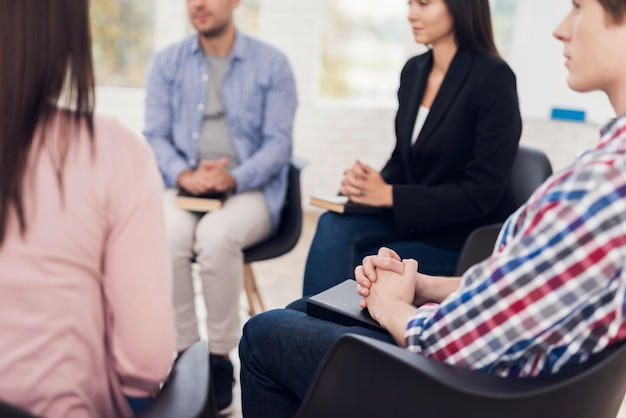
[598,0,626,23]
[0,0,95,246]
[443,0,500,57]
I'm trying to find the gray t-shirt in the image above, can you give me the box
[198,52,238,170]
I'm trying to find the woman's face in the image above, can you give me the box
[553,0,626,98]
[408,0,455,48]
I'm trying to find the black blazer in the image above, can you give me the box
[380,49,522,250]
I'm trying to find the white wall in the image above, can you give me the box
[95,0,606,204]
[508,0,614,123]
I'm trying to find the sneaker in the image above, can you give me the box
[210,354,235,416]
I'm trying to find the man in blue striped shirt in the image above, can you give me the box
[143,0,297,413]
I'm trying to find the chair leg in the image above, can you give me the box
[244,263,266,316]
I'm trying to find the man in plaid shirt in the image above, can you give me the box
[363,115,626,377]
[239,0,626,416]
[358,0,626,377]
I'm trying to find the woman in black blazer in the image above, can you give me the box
[303,0,522,296]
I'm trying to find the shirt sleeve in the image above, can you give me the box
[229,52,297,192]
[101,134,176,397]
[404,162,626,377]
[144,52,190,187]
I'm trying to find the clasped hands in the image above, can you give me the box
[177,157,236,195]
[355,247,461,344]
[354,247,419,330]
[340,160,393,207]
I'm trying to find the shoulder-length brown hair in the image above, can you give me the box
[0,0,95,246]
[598,0,626,23]
[444,0,500,57]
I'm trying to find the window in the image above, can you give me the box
[320,0,409,102]
[90,0,155,88]
[320,0,519,102]
[236,0,261,35]
[491,0,518,59]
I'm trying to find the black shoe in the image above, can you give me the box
[210,354,235,415]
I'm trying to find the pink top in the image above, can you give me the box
[0,113,176,417]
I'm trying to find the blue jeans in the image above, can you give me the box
[126,396,151,415]
[302,212,460,296]
[239,299,396,418]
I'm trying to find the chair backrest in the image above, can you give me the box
[296,334,626,418]
[454,223,502,276]
[0,403,38,418]
[138,340,210,418]
[509,145,553,211]
[454,146,553,276]
[243,157,305,263]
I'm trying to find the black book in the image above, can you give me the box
[309,195,389,215]
[306,279,388,334]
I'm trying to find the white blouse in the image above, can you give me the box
[411,105,430,145]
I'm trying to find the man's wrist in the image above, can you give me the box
[177,169,194,188]
[379,303,418,347]
[227,174,237,192]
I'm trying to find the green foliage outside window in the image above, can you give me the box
[320,0,519,101]
[90,0,154,87]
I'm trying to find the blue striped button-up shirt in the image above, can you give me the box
[143,31,298,229]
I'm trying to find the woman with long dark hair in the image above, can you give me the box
[0,1,175,416]
[303,0,522,296]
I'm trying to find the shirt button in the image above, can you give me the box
[201,74,209,82]
[189,159,196,166]
[198,103,205,111]
[192,132,199,140]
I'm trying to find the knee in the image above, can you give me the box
[241,310,295,350]
[240,311,282,366]
[194,216,240,254]
[167,222,195,255]
[317,212,343,232]
[311,212,348,245]
[241,311,276,348]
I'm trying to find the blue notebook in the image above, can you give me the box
[306,279,388,334]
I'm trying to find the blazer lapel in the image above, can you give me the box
[412,50,474,155]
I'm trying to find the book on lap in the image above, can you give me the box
[309,195,389,215]
[175,189,226,212]
[306,279,388,334]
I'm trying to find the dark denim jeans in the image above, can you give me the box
[302,211,460,296]
[126,396,151,415]
[239,300,396,418]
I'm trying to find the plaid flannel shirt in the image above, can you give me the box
[406,115,626,377]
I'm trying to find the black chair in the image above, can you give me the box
[455,145,553,276]
[508,145,553,211]
[296,334,626,418]
[454,223,503,276]
[138,340,211,418]
[0,340,210,418]
[243,157,306,315]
